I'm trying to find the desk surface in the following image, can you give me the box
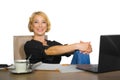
[0,69,120,80]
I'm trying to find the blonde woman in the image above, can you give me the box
[24,11,92,64]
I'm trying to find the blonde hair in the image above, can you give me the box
[28,11,51,32]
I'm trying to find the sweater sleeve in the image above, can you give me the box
[24,40,46,63]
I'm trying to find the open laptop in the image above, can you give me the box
[77,35,120,73]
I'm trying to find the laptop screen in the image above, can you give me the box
[98,35,120,72]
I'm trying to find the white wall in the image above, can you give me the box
[0,0,120,65]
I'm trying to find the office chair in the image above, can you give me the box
[14,35,33,60]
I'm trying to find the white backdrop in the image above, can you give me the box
[0,0,120,65]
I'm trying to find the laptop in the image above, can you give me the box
[77,35,120,73]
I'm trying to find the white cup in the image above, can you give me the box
[14,60,30,72]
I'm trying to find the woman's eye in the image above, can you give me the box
[34,21,38,23]
[42,21,46,23]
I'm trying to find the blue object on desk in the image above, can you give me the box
[71,50,90,64]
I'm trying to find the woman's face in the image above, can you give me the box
[32,15,47,36]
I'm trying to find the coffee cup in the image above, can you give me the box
[14,60,30,72]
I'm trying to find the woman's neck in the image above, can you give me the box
[33,35,47,45]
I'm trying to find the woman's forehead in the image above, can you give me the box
[33,15,46,20]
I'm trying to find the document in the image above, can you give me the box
[32,62,61,70]
[32,62,83,73]
[59,65,83,73]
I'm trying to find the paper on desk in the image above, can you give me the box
[32,62,83,73]
[59,65,83,73]
[32,62,61,70]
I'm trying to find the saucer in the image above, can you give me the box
[10,69,33,74]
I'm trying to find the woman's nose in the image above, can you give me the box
[38,23,42,27]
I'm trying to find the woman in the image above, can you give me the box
[24,11,92,64]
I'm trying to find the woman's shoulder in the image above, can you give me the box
[47,40,62,45]
[25,39,42,45]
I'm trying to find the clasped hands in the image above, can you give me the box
[78,41,92,54]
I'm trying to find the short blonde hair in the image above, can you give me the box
[28,11,51,32]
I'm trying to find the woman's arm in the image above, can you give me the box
[45,41,92,55]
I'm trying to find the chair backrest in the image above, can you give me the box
[14,35,33,60]
[14,35,48,60]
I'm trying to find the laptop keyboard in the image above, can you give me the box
[77,64,98,72]
[87,65,98,71]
